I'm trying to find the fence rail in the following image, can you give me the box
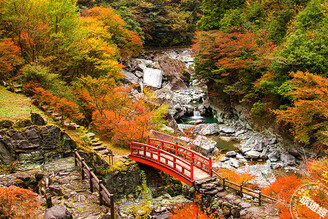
[147,137,212,176]
[212,171,277,206]
[74,150,114,218]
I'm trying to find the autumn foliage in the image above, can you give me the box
[193,30,274,97]
[26,81,83,124]
[170,204,214,219]
[0,186,40,218]
[262,157,328,219]
[0,40,21,79]
[77,76,166,147]
[274,71,328,148]
[215,168,255,185]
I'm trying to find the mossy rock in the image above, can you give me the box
[13,119,33,128]
[0,119,14,129]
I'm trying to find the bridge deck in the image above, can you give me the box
[130,138,212,185]
[140,151,210,181]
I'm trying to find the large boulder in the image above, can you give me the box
[192,135,217,156]
[31,113,47,126]
[122,70,139,85]
[44,205,72,219]
[40,125,61,150]
[143,68,162,88]
[199,123,221,136]
[281,153,296,166]
[267,151,280,162]
[0,141,14,164]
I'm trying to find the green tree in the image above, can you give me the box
[197,0,245,31]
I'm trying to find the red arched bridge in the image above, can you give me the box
[130,137,212,186]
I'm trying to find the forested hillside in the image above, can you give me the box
[193,0,328,150]
[1,0,328,149]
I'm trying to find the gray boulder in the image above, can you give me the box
[122,70,139,84]
[31,113,47,126]
[245,150,261,159]
[192,135,217,156]
[199,123,221,135]
[40,125,61,150]
[281,153,296,166]
[267,151,280,162]
[44,205,72,219]
[225,151,237,157]
[220,127,235,134]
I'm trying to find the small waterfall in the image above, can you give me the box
[191,110,204,120]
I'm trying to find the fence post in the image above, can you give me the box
[160,141,163,150]
[222,178,226,190]
[143,144,146,157]
[157,146,160,163]
[240,183,243,197]
[130,140,133,155]
[81,158,85,180]
[147,136,150,145]
[74,149,77,166]
[175,142,178,156]
[173,157,176,169]
[190,162,194,181]
[209,158,212,176]
[191,153,194,164]
[89,169,93,192]
[99,180,104,205]
[259,191,262,206]
[110,194,114,219]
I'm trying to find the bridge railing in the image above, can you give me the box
[212,171,277,206]
[131,141,194,181]
[147,137,212,176]
[74,150,114,218]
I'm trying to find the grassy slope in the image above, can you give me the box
[0,85,130,159]
[0,86,47,120]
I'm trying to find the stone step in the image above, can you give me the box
[92,142,102,147]
[14,89,23,93]
[91,139,98,143]
[205,187,224,195]
[14,84,23,88]
[86,133,96,139]
[194,176,217,186]
[98,149,111,155]
[93,146,106,151]
[54,116,62,121]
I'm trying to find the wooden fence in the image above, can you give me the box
[74,150,114,218]
[212,171,277,206]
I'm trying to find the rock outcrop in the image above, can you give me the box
[0,125,76,165]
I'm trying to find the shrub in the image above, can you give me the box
[0,119,14,129]
[0,186,40,218]
[13,119,33,128]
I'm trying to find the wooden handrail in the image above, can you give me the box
[74,150,114,219]
[131,141,194,181]
[212,171,277,206]
[147,137,212,175]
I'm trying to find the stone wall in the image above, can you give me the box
[0,125,76,165]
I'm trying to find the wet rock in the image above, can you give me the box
[144,68,162,88]
[220,127,235,134]
[44,205,72,219]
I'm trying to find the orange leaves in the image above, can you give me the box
[89,6,143,58]
[170,204,214,219]
[216,168,255,185]
[0,40,21,76]
[0,186,40,218]
[274,71,328,147]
